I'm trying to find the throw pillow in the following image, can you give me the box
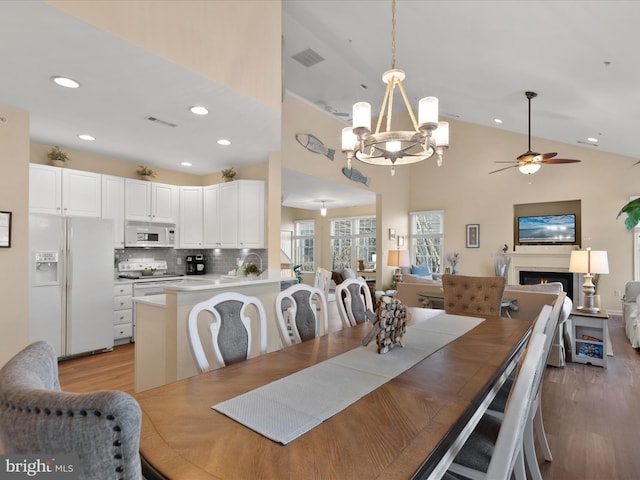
[411,264,431,276]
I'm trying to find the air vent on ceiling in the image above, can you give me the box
[145,116,177,128]
[577,140,599,147]
[291,48,324,68]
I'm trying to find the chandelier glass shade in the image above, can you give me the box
[341,0,449,173]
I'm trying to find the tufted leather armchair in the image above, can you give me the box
[0,341,142,480]
[442,274,506,316]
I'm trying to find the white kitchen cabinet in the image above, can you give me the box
[102,175,125,248]
[237,180,265,248]
[29,164,101,217]
[203,182,238,248]
[178,186,204,248]
[203,180,265,249]
[113,283,133,345]
[125,179,178,224]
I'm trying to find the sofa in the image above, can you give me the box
[623,281,640,347]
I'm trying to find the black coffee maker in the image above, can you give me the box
[186,255,206,275]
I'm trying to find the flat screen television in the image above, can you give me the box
[517,214,576,245]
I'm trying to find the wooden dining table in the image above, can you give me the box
[136,313,531,480]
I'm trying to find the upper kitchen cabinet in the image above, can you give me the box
[237,180,265,249]
[203,182,238,248]
[102,175,125,248]
[202,180,264,249]
[29,164,101,217]
[178,186,204,248]
[125,179,178,224]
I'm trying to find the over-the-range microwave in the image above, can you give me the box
[125,222,175,248]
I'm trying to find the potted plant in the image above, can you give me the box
[136,165,157,181]
[47,146,69,167]
[245,263,260,277]
[221,167,237,182]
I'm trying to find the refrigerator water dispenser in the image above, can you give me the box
[32,251,60,286]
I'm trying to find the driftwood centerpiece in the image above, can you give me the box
[361,296,408,354]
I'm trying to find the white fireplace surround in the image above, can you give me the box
[508,245,581,303]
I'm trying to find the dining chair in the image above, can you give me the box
[442,274,506,316]
[187,292,267,372]
[275,283,328,346]
[486,293,568,480]
[445,332,547,480]
[335,277,375,328]
[314,267,333,302]
[0,341,142,480]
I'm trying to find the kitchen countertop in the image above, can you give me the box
[133,294,166,307]
[164,271,280,292]
[131,270,282,306]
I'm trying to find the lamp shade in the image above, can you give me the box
[387,249,410,268]
[569,250,609,274]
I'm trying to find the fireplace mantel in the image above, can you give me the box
[507,246,580,301]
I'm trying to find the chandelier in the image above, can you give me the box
[341,0,449,176]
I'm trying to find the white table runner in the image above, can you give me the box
[213,313,484,444]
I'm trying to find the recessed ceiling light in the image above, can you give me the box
[78,134,95,141]
[51,76,80,88]
[217,139,231,146]
[494,118,503,124]
[587,137,598,143]
[189,106,209,115]
[181,162,192,167]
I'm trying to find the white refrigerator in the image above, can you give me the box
[29,214,114,357]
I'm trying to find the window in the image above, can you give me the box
[294,220,315,273]
[411,211,444,273]
[330,216,376,271]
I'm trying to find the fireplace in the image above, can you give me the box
[519,270,575,301]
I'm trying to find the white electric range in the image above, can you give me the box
[118,259,185,296]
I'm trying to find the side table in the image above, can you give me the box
[570,309,609,368]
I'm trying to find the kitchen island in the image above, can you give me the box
[133,271,282,392]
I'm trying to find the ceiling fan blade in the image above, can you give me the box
[539,152,558,160]
[540,158,581,164]
[489,165,519,174]
[494,161,519,164]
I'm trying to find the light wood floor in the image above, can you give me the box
[56,311,640,479]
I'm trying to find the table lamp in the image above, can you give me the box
[388,249,410,283]
[569,248,609,313]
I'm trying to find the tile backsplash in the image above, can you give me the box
[115,248,268,275]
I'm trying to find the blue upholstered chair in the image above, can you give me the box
[0,341,142,480]
[275,283,328,346]
[187,292,267,372]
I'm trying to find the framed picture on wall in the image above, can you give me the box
[466,224,479,248]
[0,211,11,248]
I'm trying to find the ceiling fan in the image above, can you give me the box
[489,91,581,175]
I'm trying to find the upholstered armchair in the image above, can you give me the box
[623,281,640,347]
[0,341,142,480]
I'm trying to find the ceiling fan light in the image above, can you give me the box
[519,163,541,175]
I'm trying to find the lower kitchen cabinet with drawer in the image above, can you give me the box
[113,283,133,344]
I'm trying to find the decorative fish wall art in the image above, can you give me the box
[295,133,335,160]
[342,167,370,187]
